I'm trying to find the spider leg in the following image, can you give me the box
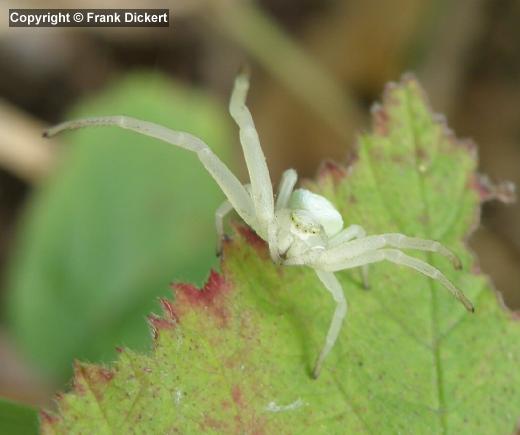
[313,270,347,379]
[275,169,297,211]
[215,200,233,256]
[329,225,370,288]
[43,116,257,232]
[328,224,366,247]
[322,233,462,270]
[229,71,275,236]
[322,248,474,312]
[215,184,252,256]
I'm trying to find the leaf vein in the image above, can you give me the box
[403,87,447,434]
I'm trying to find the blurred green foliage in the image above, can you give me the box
[4,72,234,383]
[0,398,38,435]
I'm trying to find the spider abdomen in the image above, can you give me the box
[288,189,343,237]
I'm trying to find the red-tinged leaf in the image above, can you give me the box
[42,76,520,434]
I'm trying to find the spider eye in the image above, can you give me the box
[290,210,323,237]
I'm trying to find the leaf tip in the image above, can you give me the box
[160,297,180,322]
[74,361,115,384]
[40,408,59,432]
[71,361,87,396]
[148,313,176,338]
[40,409,58,423]
[171,269,231,327]
[370,73,421,135]
[471,174,516,204]
[173,269,229,306]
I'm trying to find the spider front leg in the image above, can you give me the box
[228,71,286,265]
[313,270,347,379]
[286,233,472,310]
[43,116,258,234]
[329,225,370,288]
[323,233,463,270]
[229,70,275,240]
[320,248,474,312]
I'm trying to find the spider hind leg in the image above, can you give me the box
[313,270,347,379]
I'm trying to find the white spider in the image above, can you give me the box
[44,72,474,378]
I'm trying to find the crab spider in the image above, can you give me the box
[44,72,474,379]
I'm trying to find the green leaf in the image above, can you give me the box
[0,398,38,435]
[41,76,520,434]
[5,72,232,382]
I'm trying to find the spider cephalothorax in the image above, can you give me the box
[274,188,342,260]
[44,72,473,378]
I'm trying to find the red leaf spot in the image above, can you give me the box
[40,410,59,425]
[72,380,86,395]
[317,159,347,183]
[234,224,267,253]
[344,150,359,170]
[175,269,228,306]
[97,367,114,382]
[371,102,389,135]
[72,363,87,395]
[73,363,114,400]
[201,416,227,432]
[160,298,180,323]
[232,385,243,406]
[74,363,114,389]
[172,270,231,326]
